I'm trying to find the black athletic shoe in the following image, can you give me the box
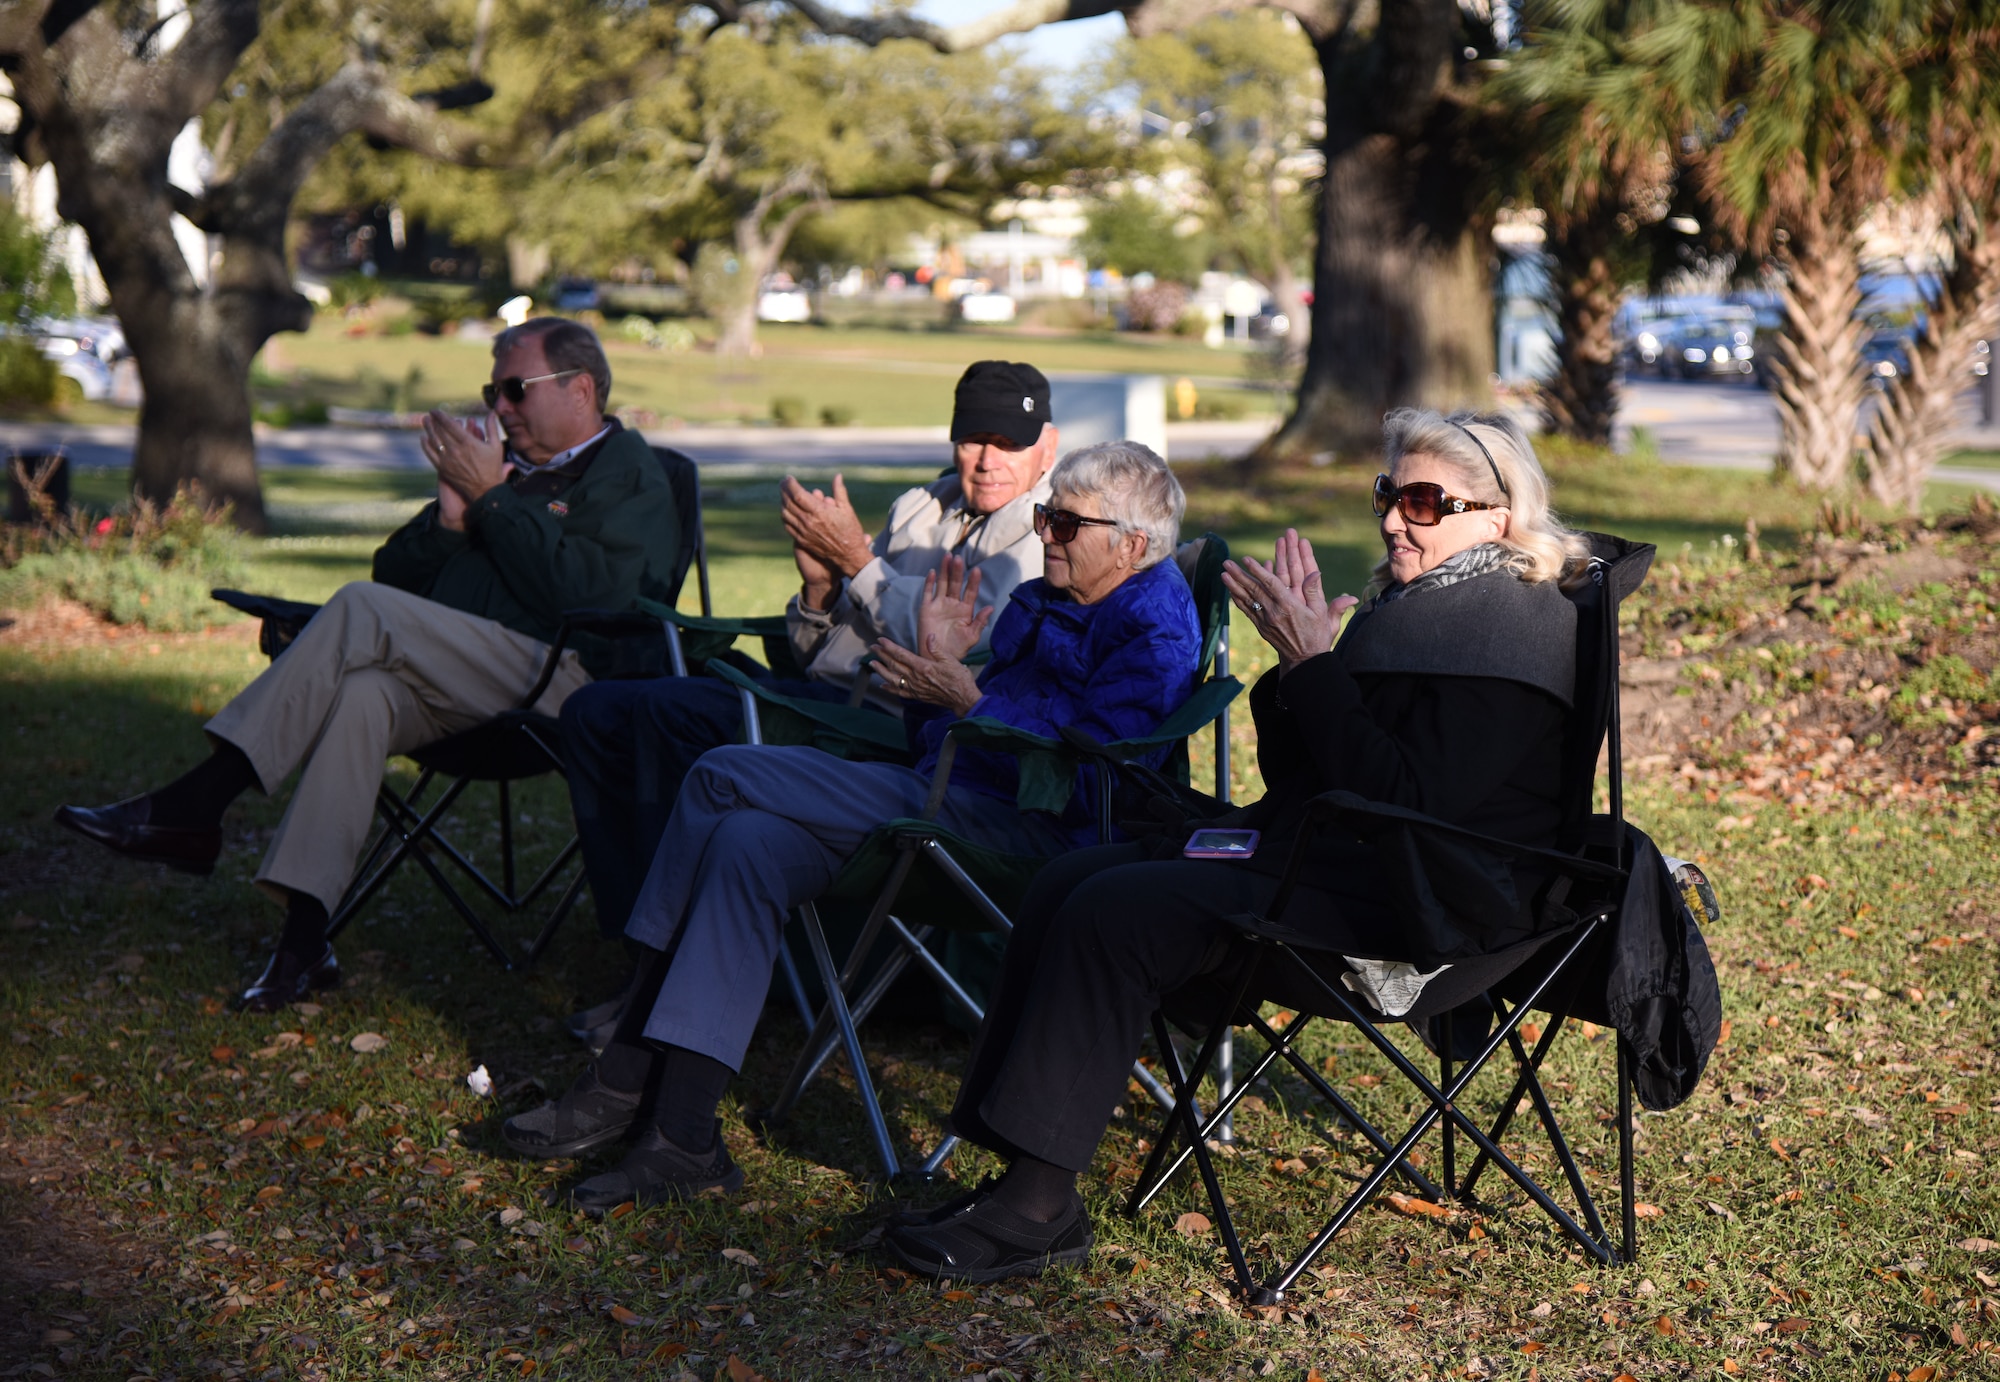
[884,1187,1092,1283]
[884,1176,998,1229]
[566,1122,744,1213]
[500,1064,641,1159]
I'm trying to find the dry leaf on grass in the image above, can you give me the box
[1175,1211,1213,1237]
[726,1354,769,1382]
[1957,1238,1999,1252]
[349,1032,389,1054]
[721,1247,760,1267]
[1385,1192,1450,1219]
[1633,1202,1664,1219]
[608,1304,642,1326]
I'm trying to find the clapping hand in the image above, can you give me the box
[420,409,507,521]
[1221,528,1359,676]
[869,554,987,714]
[780,474,875,578]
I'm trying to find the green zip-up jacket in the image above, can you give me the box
[371,422,680,678]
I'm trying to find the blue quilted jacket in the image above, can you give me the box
[910,559,1202,843]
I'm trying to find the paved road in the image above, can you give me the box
[6,384,1997,491]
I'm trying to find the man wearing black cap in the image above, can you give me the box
[556,361,1057,1044]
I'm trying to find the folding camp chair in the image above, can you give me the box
[1126,534,1676,1301]
[211,444,711,969]
[759,537,1243,1181]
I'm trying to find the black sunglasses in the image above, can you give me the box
[1033,502,1121,544]
[1372,473,1507,527]
[482,369,584,409]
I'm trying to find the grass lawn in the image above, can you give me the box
[3,454,1996,1380]
[244,320,1287,431]
[1945,449,2000,472]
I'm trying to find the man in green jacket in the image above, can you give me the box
[55,319,680,1011]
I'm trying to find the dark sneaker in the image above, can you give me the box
[566,1122,743,1214]
[500,1064,641,1159]
[884,1176,998,1229]
[884,1188,1092,1283]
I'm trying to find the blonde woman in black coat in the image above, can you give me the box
[886,407,1590,1284]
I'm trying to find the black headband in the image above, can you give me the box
[1456,421,1510,498]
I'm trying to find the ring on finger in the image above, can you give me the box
[1249,600,1265,615]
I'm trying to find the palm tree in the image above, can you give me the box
[1493,0,1681,445]
[1654,0,1937,491]
[1862,2,2000,512]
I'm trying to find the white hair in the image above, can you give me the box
[1372,407,1589,591]
[1048,440,1183,570]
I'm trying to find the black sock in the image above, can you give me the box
[595,1040,655,1096]
[989,1155,1077,1224]
[276,891,328,962]
[651,1045,733,1152]
[150,742,259,827]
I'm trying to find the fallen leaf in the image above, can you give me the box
[41,1329,75,1344]
[942,1289,974,1302]
[349,1032,389,1054]
[1936,1103,1971,1117]
[1633,1203,1664,1219]
[721,1247,760,1267]
[1654,1315,1675,1336]
[254,1185,283,1202]
[608,1304,641,1326]
[1908,1369,1937,1381]
[1717,1019,1732,1045]
[210,1046,235,1063]
[1175,1211,1213,1237]
[1773,1318,1811,1334]
[648,1342,687,1362]
[1384,1192,1450,1219]
[1721,1360,1740,1375]
[1957,1238,1999,1252]
[1520,1342,1544,1354]
[1705,1201,1738,1221]
[726,1355,768,1382]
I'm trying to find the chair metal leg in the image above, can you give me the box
[1618,1038,1638,1264]
[327,774,474,937]
[520,865,589,967]
[1439,1010,1456,1200]
[776,935,814,1030]
[499,778,515,900]
[797,900,901,1180]
[1149,1009,1257,1298]
[405,827,516,970]
[1215,1029,1235,1144]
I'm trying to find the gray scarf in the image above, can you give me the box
[1376,541,1517,605]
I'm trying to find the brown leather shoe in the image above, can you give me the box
[237,946,341,1013]
[54,796,221,876]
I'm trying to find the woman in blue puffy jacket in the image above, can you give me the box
[504,441,1201,1209]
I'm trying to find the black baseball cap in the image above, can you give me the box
[951,361,1053,448]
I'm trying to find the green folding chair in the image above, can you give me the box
[758,536,1242,1180]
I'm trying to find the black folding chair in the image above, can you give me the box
[1126,533,1709,1301]
[212,444,711,969]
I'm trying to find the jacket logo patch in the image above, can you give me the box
[547,500,570,517]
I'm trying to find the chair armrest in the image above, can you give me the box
[705,659,910,755]
[635,598,789,640]
[556,608,672,640]
[211,588,322,661]
[1302,791,1627,883]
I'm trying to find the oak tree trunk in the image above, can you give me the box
[1768,228,1868,491]
[1264,15,1491,466]
[1863,226,2000,513]
[1541,215,1622,446]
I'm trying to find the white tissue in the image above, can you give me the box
[466,1064,494,1097]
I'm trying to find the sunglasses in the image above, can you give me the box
[1033,502,1121,543]
[1373,473,1507,527]
[482,369,584,409]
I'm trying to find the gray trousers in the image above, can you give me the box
[624,743,1070,1071]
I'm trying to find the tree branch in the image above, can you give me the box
[153,0,260,130]
[186,60,493,242]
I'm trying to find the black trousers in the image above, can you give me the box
[948,841,1395,1173]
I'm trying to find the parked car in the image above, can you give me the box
[1861,327,1913,384]
[31,332,114,402]
[553,277,600,311]
[1665,313,1757,380]
[756,276,812,324]
[1624,315,1697,375]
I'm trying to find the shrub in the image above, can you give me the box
[820,404,855,427]
[1125,281,1191,333]
[770,395,808,427]
[0,483,247,631]
[0,337,59,407]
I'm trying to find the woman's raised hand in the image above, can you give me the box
[1221,528,1360,676]
[916,552,992,666]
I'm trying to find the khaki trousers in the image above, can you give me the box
[205,582,589,914]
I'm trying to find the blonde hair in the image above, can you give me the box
[1367,407,1588,594]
